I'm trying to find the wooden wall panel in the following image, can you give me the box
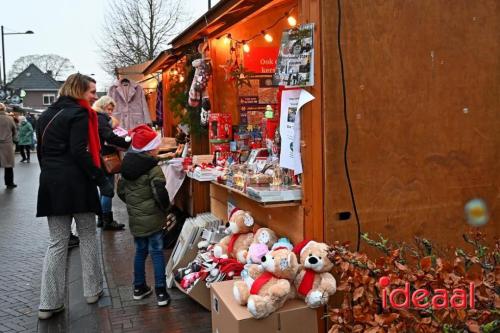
[322,0,500,253]
[210,184,304,244]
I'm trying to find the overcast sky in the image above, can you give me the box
[0,0,220,90]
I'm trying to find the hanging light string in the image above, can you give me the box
[219,8,297,52]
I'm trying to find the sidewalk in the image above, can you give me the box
[97,198,212,333]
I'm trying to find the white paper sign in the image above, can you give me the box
[279,89,315,174]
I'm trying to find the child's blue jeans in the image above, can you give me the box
[133,231,166,288]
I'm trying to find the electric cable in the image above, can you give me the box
[337,0,362,251]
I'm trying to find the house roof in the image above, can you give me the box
[8,64,62,91]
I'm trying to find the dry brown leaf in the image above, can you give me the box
[353,286,364,301]
[466,320,480,333]
[420,256,432,272]
[394,261,408,271]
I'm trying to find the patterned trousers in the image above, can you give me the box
[39,213,103,310]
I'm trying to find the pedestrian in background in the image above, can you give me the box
[93,96,131,230]
[117,125,171,307]
[36,73,114,319]
[17,116,34,163]
[0,103,17,189]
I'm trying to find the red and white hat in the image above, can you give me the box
[130,124,161,152]
[292,239,315,257]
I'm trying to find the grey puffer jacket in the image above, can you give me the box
[117,152,169,237]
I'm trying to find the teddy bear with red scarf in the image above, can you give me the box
[293,240,337,308]
[213,209,255,264]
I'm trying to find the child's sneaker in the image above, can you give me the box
[155,287,171,307]
[133,284,152,300]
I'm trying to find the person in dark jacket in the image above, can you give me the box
[17,116,33,163]
[36,73,114,319]
[117,124,171,307]
[93,96,131,230]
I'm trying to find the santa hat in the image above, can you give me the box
[130,125,161,152]
[292,239,314,257]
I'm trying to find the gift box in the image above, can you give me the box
[209,113,233,142]
[210,143,231,154]
[261,118,279,140]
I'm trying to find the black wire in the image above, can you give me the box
[337,0,362,251]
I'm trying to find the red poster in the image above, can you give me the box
[243,47,279,74]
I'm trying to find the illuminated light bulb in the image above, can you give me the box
[223,34,231,45]
[179,75,185,83]
[243,43,250,53]
[264,33,273,43]
[172,69,178,75]
[287,16,297,27]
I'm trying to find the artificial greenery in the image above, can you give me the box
[168,52,207,138]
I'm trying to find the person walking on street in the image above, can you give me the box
[0,103,17,189]
[17,116,34,163]
[93,96,131,230]
[117,125,171,307]
[36,73,114,319]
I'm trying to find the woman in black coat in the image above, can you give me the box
[36,73,114,320]
[93,96,131,230]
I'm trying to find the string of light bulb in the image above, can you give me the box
[219,8,298,53]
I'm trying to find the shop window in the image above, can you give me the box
[43,94,56,105]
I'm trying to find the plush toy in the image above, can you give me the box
[213,209,255,263]
[233,247,299,319]
[293,240,337,308]
[243,228,278,264]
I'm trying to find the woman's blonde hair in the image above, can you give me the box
[59,73,96,99]
[0,103,5,112]
[93,96,116,112]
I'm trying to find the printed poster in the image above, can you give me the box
[279,89,315,174]
[273,23,314,87]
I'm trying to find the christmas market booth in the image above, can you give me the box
[143,0,498,332]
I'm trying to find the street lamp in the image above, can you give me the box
[1,26,34,87]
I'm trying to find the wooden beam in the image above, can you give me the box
[299,0,325,243]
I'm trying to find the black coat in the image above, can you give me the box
[36,96,106,217]
[97,112,130,156]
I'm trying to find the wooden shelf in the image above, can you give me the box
[210,181,301,208]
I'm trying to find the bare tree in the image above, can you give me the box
[8,54,75,81]
[99,0,189,76]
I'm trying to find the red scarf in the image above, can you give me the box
[298,269,316,296]
[77,99,101,167]
[227,234,242,255]
[250,272,277,295]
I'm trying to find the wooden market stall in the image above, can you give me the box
[139,1,499,332]
[164,0,323,245]
[146,0,498,255]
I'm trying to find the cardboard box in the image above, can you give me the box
[174,278,211,310]
[211,280,319,333]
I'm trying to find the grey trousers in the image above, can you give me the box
[39,213,103,310]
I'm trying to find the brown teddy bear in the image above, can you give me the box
[213,209,255,263]
[293,240,337,308]
[243,227,278,264]
[233,247,299,319]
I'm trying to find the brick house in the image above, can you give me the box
[8,63,62,110]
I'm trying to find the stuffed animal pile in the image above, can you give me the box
[175,206,337,319]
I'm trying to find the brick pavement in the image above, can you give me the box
[0,158,212,332]
[98,197,212,333]
[0,159,51,333]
